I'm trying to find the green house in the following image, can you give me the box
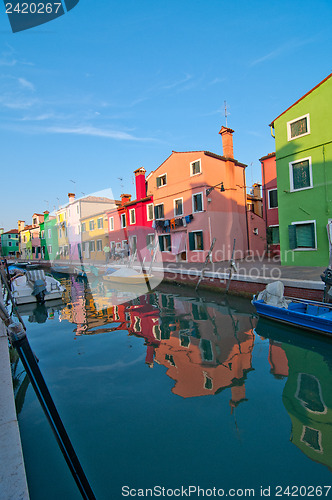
[1,229,19,257]
[42,214,59,261]
[270,73,332,266]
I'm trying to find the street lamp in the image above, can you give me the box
[206,182,225,196]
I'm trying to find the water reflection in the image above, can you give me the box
[256,318,332,471]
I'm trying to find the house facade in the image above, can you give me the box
[270,72,332,266]
[260,152,279,255]
[146,127,249,263]
[1,229,19,257]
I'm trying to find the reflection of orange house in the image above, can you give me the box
[154,298,255,402]
[268,341,289,378]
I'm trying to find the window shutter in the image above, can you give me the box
[156,177,161,188]
[158,235,164,252]
[297,223,315,248]
[288,225,297,249]
[189,232,195,251]
[166,235,171,251]
[200,231,204,250]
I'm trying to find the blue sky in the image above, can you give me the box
[0,0,331,230]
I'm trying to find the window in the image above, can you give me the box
[174,198,183,216]
[288,221,316,250]
[81,222,86,233]
[147,203,154,221]
[190,159,201,176]
[97,217,103,229]
[154,204,164,220]
[59,228,62,238]
[41,230,45,239]
[48,229,52,238]
[189,231,204,251]
[192,193,203,213]
[267,226,280,245]
[158,234,171,252]
[289,157,312,191]
[121,213,126,228]
[89,240,95,252]
[156,174,167,188]
[8,234,11,239]
[96,239,103,251]
[23,235,26,243]
[77,205,79,214]
[109,217,114,231]
[48,245,52,254]
[8,241,12,247]
[146,233,155,249]
[33,217,37,225]
[130,235,137,254]
[129,208,136,225]
[64,245,69,256]
[287,114,310,141]
[89,220,95,231]
[268,189,278,209]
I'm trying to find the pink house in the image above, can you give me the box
[146,127,249,263]
[260,152,279,255]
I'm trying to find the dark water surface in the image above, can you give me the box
[12,276,332,499]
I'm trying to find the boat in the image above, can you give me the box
[103,267,153,286]
[252,281,332,336]
[11,269,66,305]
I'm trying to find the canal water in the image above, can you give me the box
[12,276,332,499]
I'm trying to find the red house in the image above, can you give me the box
[260,152,279,256]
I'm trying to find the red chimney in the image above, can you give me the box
[219,126,234,159]
[120,193,132,205]
[134,167,146,200]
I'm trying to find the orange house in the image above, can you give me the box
[146,127,249,263]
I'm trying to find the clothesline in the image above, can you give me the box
[152,214,194,232]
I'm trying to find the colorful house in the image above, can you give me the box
[40,212,58,261]
[145,127,249,263]
[1,229,19,257]
[260,152,279,256]
[270,72,332,266]
[80,210,109,261]
[246,183,266,257]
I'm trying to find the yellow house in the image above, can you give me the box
[80,211,109,261]
[56,207,69,259]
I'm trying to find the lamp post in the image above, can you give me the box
[206,182,225,196]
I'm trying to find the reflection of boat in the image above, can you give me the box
[252,282,332,336]
[103,267,153,286]
[11,270,65,305]
[16,299,65,323]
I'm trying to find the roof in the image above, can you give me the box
[269,72,332,127]
[3,229,18,235]
[259,152,276,162]
[81,196,118,204]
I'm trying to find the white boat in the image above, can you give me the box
[11,269,66,305]
[103,267,153,286]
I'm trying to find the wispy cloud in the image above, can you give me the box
[249,37,317,67]
[18,77,35,91]
[208,77,226,85]
[45,125,158,142]
[161,73,193,90]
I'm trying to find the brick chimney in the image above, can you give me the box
[68,193,75,203]
[120,193,132,205]
[134,167,147,200]
[219,126,234,158]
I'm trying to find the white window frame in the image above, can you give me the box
[291,220,317,251]
[47,245,52,254]
[48,229,52,238]
[97,217,103,229]
[192,192,204,213]
[268,188,278,209]
[129,208,136,225]
[96,239,103,251]
[109,217,114,231]
[89,240,95,252]
[300,425,323,453]
[156,173,167,188]
[154,203,164,220]
[89,220,95,231]
[190,158,201,176]
[147,203,154,221]
[174,197,184,217]
[146,233,155,249]
[289,156,313,192]
[121,213,126,228]
[295,373,327,415]
[190,230,204,251]
[287,113,310,141]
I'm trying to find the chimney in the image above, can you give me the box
[134,167,147,200]
[18,220,25,232]
[68,193,75,203]
[120,193,132,206]
[219,126,234,159]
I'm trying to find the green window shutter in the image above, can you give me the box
[158,235,164,252]
[272,226,280,244]
[189,232,195,250]
[156,177,161,188]
[199,231,204,250]
[166,235,171,251]
[292,160,310,190]
[296,223,315,248]
[288,225,297,249]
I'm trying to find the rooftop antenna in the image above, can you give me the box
[118,177,124,192]
[224,100,229,127]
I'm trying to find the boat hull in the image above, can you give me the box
[252,299,332,336]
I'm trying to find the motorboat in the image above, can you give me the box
[103,267,153,286]
[252,281,332,336]
[11,269,66,305]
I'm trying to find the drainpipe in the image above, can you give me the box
[270,125,275,139]
[262,160,268,254]
[243,168,250,256]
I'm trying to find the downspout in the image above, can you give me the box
[262,161,268,254]
[243,168,250,256]
[270,125,275,139]
[323,145,329,216]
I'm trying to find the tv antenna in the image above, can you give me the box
[118,177,124,192]
[224,100,229,127]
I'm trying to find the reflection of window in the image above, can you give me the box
[134,316,141,332]
[300,426,322,453]
[156,173,167,187]
[165,354,176,366]
[287,114,310,141]
[191,159,201,176]
[192,193,203,212]
[204,373,213,390]
[289,157,312,191]
[200,339,213,361]
[153,324,161,340]
[192,303,208,320]
[296,373,326,414]
[147,203,154,221]
[174,198,183,216]
[180,334,190,347]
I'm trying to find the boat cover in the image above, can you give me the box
[256,281,290,309]
[26,270,46,283]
